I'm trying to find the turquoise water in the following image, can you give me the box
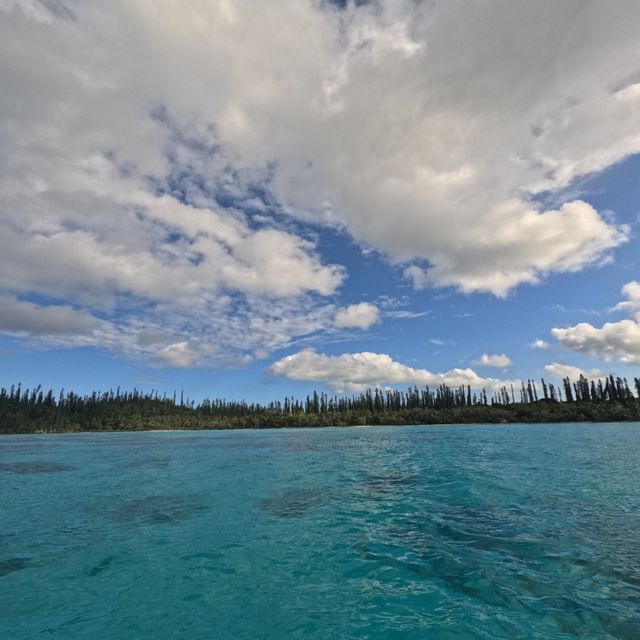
[1,424,639,639]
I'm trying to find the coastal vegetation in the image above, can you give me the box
[1,374,639,433]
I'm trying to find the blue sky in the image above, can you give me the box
[1,1,640,402]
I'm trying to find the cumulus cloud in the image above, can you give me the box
[472,353,512,368]
[334,302,380,330]
[543,363,606,380]
[552,320,640,365]
[270,349,513,393]
[402,202,626,296]
[551,281,640,364]
[1,0,640,367]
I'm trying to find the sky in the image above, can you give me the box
[1,0,640,403]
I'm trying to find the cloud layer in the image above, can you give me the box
[1,1,639,367]
[218,0,637,294]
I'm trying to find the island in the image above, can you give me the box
[1,374,639,433]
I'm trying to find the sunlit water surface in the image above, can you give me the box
[1,423,639,639]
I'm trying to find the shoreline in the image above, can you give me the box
[2,417,638,436]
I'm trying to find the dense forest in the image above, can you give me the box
[1,374,639,433]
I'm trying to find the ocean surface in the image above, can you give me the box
[1,423,639,639]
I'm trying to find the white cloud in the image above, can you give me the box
[552,281,640,364]
[543,363,606,380]
[154,341,202,368]
[0,296,100,335]
[404,265,430,291]
[0,196,344,305]
[402,202,626,296]
[334,302,380,330]
[552,320,640,365]
[612,281,640,320]
[531,339,550,349]
[270,349,514,393]
[0,2,350,363]
[472,353,512,368]
[262,2,637,294]
[120,294,339,368]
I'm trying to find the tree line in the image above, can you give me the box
[1,374,639,433]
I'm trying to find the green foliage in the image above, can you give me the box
[1,375,639,434]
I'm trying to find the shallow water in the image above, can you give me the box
[1,423,639,639]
